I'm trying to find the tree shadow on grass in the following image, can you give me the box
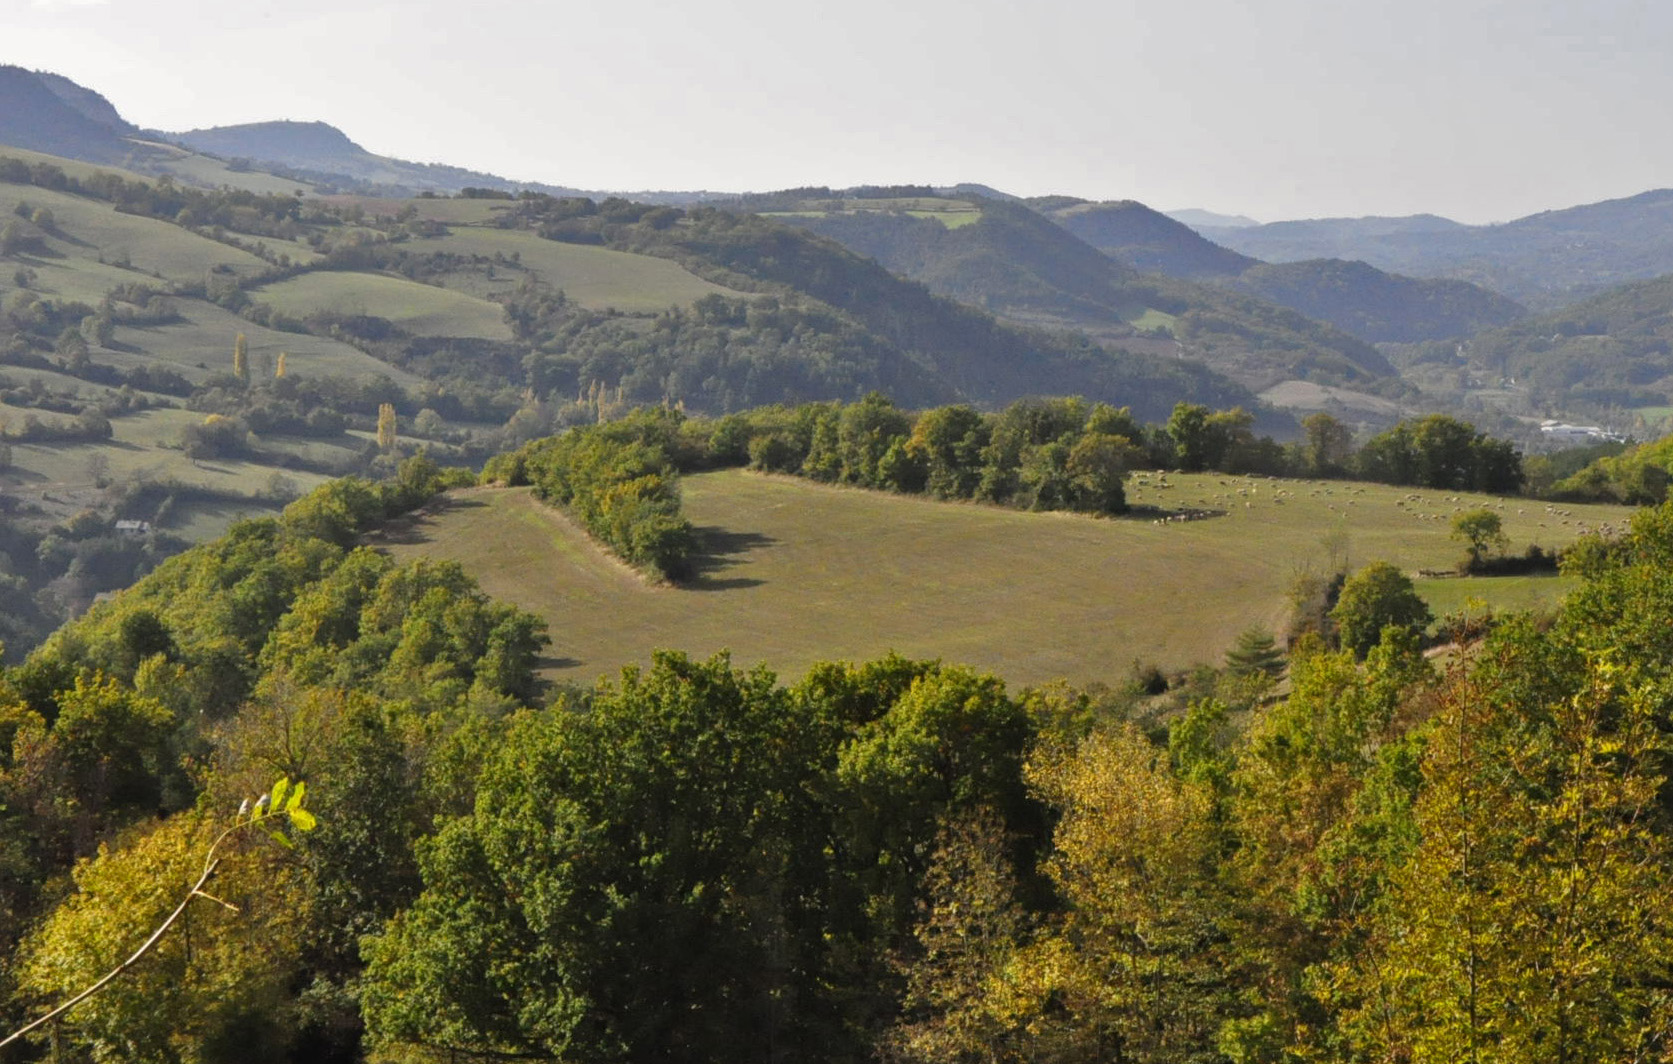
[369,495,489,546]
[681,525,775,592]
[1122,504,1228,524]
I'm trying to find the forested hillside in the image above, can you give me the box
[1399,272,1673,412]
[766,195,1401,393]
[1,437,1668,1062]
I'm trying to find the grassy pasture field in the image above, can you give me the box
[378,471,1631,690]
[104,298,427,388]
[140,148,316,197]
[0,146,143,186]
[906,209,981,228]
[418,227,746,311]
[248,271,515,340]
[0,141,319,198]
[1,405,333,530]
[0,183,268,289]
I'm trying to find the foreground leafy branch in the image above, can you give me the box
[0,778,317,1051]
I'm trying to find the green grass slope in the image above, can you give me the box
[0,182,268,292]
[380,473,1628,688]
[0,404,333,532]
[248,270,515,340]
[102,298,428,389]
[420,227,745,311]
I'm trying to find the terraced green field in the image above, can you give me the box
[378,472,1631,689]
[248,271,515,340]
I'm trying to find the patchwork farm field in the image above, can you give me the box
[379,471,1630,689]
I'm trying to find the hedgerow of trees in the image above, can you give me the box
[478,398,1528,585]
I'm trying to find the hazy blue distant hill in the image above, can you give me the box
[1167,207,1259,229]
[938,182,1021,201]
[1208,194,1673,309]
[1033,198,1521,344]
[175,120,366,169]
[172,120,587,197]
[1204,213,1468,261]
[1044,199,1257,279]
[1232,259,1526,344]
[0,65,132,163]
[33,70,136,134]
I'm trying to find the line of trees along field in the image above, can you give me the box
[485,397,1528,582]
[2,454,1672,1061]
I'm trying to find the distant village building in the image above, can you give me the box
[1539,420,1625,444]
[114,519,151,535]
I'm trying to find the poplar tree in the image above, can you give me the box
[232,332,249,384]
[275,351,287,378]
[376,403,397,452]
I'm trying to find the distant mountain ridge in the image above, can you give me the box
[1206,194,1673,308]
[171,119,592,197]
[1036,198,1524,344]
[0,65,133,163]
[34,70,136,134]
[1165,208,1259,229]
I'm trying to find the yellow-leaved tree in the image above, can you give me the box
[6,781,317,1063]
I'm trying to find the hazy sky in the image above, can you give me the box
[8,0,1673,223]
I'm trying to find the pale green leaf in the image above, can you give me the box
[288,807,318,833]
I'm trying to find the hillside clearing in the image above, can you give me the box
[103,298,427,388]
[378,472,1630,689]
[419,227,745,311]
[249,270,514,340]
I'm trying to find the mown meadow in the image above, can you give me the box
[381,470,1627,687]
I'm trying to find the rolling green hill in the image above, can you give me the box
[765,195,1401,396]
[501,197,1259,419]
[417,226,746,311]
[248,271,516,341]
[0,181,269,294]
[379,472,1626,687]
